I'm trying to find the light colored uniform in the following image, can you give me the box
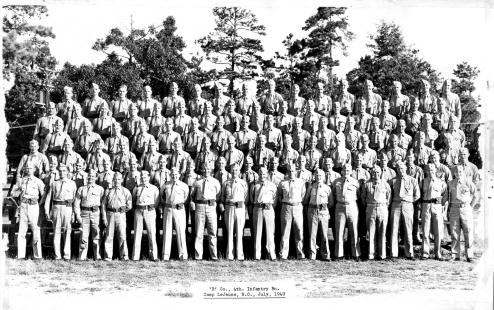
[361,179,391,259]
[389,175,420,258]
[421,176,448,258]
[447,178,476,259]
[74,183,105,260]
[102,186,132,260]
[250,180,278,260]
[304,182,334,260]
[190,176,221,260]
[16,152,49,180]
[332,177,361,258]
[45,178,77,259]
[277,177,306,259]
[161,180,189,260]
[132,183,160,260]
[221,178,249,260]
[12,176,45,259]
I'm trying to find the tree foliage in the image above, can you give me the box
[197,7,266,94]
[92,16,191,100]
[452,62,482,168]
[346,21,440,99]
[3,5,57,125]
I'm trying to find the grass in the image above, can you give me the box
[5,256,478,298]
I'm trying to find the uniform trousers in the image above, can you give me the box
[17,203,42,259]
[366,203,388,259]
[132,208,158,260]
[279,203,304,259]
[104,211,128,260]
[52,204,73,259]
[162,206,188,260]
[224,204,245,260]
[194,203,218,260]
[307,206,330,260]
[79,209,101,260]
[389,201,414,258]
[252,206,276,260]
[421,203,443,258]
[335,202,360,258]
[450,204,473,259]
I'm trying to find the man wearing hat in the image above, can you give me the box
[11,162,46,259]
[74,169,105,260]
[102,172,132,261]
[161,167,189,260]
[277,163,306,260]
[44,163,77,260]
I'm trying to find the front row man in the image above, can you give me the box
[17,160,477,262]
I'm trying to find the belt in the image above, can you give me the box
[422,198,441,204]
[53,200,71,206]
[366,202,388,207]
[254,203,273,209]
[20,197,38,205]
[282,201,301,206]
[81,206,100,212]
[196,199,216,206]
[392,200,414,205]
[451,202,470,208]
[106,207,123,213]
[225,201,244,208]
[162,149,173,154]
[336,201,356,206]
[164,203,185,210]
[309,203,328,211]
[136,205,155,211]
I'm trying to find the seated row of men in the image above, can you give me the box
[13,152,477,262]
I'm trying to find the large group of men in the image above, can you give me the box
[11,77,480,262]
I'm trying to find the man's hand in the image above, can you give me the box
[218,203,225,213]
[189,201,195,212]
[76,214,82,224]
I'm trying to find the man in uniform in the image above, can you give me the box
[102,172,132,261]
[162,82,185,118]
[74,169,105,260]
[389,162,420,259]
[16,140,49,180]
[11,162,46,259]
[224,135,244,172]
[219,164,249,260]
[65,103,91,141]
[44,163,77,260]
[260,79,284,115]
[190,164,221,260]
[262,115,283,156]
[139,85,160,120]
[447,166,477,262]
[234,115,257,156]
[132,171,160,261]
[161,167,189,260]
[41,119,71,156]
[157,118,180,155]
[110,84,132,122]
[421,164,448,260]
[83,83,108,120]
[250,167,278,260]
[33,101,63,145]
[332,164,361,260]
[277,163,306,260]
[361,165,391,260]
[304,169,334,261]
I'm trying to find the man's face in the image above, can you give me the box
[74,106,82,117]
[455,167,465,179]
[195,85,202,96]
[75,162,83,172]
[29,141,39,152]
[342,165,351,177]
[398,122,405,133]
[205,104,212,114]
[48,104,57,116]
[170,83,178,95]
[203,140,211,150]
[259,169,267,182]
[324,160,333,171]
[317,84,324,94]
[141,172,150,184]
[145,87,152,98]
[179,103,185,113]
[64,90,72,100]
[315,170,323,182]
[361,136,369,147]
[298,157,306,169]
[245,159,253,169]
[25,165,35,176]
[259,136,266,147]
[113,124,121,135]
[406,156,414,166]
[371,168,381,180]
[103,160,111,171]
[88,171,97,184]
[55,122,63,132]
[270,159,278,170]
[92,85,100,96]
[174,140,182,151]
[285,137,292,148]
[217,119,224,129]
[159,158,167,169]
[50,160,58,171]
[310,138,317,148]
[241,117,249,129]
[266,116,274,127]
[203,165,212,177]
[165,119,173,131]
[63,142,72,152]
[218,159,226,170]
[427,165,437,177]
[334,103,341,113]
[280,102,287,113]
[130,106,138,116]
[139,122,146,132]
[130,161,137,170]
[269,81,275,92]
[397,165,406,176]
[118,88,127,98]
[232,165,240,178]
[418,134,425,144]
[113,173,122,187]
[171,170,179,181]
[380,157,388,168]
[227,139,235,149]
[59,167,68,179]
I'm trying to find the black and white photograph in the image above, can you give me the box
[1,0,493,309]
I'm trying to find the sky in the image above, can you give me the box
[6,0,494,119]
